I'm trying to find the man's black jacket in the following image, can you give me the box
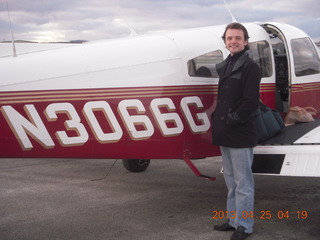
[211,50,261,148]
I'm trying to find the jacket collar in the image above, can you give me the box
[216,50,249,77]
[231,50,249,73]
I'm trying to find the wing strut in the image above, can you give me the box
[183,157,216,181]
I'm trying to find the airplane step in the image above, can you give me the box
[183,157,216,181]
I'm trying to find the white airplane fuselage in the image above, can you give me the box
[1,22,320,176]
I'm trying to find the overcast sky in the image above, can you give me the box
[1,0,319,42]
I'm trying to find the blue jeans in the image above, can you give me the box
[220,146,254,234]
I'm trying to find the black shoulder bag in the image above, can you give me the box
[253,102,285,143]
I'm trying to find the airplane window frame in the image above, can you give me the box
[248,40,273,78]
[291,37,320,77]
[188,50,223,78]
[188,41,272,79]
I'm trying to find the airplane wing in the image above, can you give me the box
[253,120,320,177]
[0,42,82,58]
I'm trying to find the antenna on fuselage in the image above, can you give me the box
[124,19,138,37]
[114,5,138,37]
[5,0,17,57]
[113,17,138,37]
[223,0,238,23]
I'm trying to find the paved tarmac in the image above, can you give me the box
[0,157,319,240]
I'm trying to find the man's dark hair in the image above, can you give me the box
[222,23,250,50]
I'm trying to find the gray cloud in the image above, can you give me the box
[0,0,319,42]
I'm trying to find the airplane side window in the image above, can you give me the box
[188,50,223,78]
[291,38,320,77]
[248,41,272,78]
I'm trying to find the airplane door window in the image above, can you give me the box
[188,50,223,78]
[247,41,272,78]
[291,37,320,77]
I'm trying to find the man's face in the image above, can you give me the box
[225,28,248,55]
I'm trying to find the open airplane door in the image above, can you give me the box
[253,23,320,177]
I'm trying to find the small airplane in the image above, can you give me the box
[1,19,320,179]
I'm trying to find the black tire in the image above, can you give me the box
[122,159,150,172]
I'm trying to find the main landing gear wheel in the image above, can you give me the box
[122,159,150,172]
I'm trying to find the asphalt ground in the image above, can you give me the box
[0,157,319,240]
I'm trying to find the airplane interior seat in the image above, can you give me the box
[196,66,212,77]
[274,55,289,102]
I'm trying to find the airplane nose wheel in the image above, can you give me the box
[122,159,150,172]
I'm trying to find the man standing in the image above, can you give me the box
[211,23,261,240]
